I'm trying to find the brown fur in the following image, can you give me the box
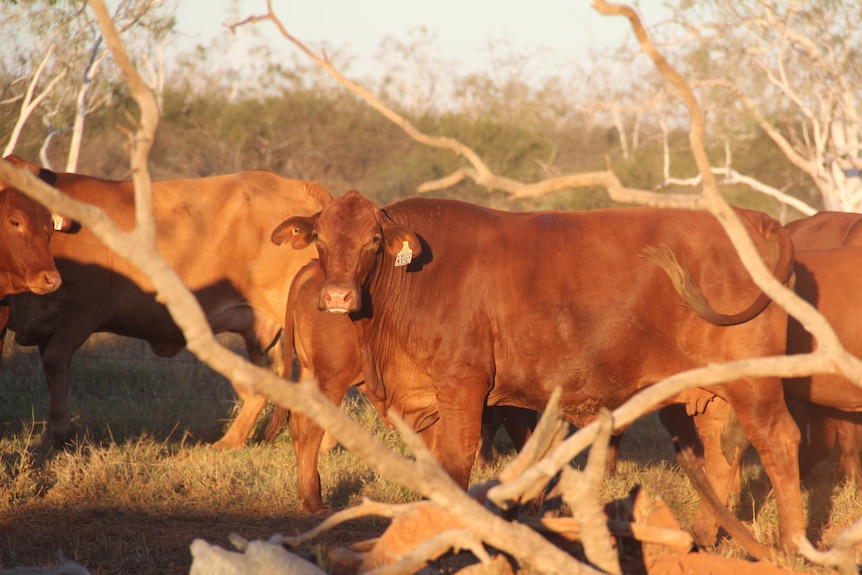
[0,155,73,298]
[4,157,329,447]
[273,191,804,550]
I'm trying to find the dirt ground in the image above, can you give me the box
[0,502,387,574]
[1,500,836,574]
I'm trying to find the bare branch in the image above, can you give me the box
[561,409,620,575]
[285,499,420,547]
[2,44,67,157]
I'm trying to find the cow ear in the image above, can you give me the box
[52,213,75,233]
[1,155,40,189]
[271,215,317,249]
[382,220,421,266]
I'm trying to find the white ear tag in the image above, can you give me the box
[52,214,65,231]
[394,240,413,267]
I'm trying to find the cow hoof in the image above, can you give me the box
[39,425,77,449]
[211,438,244,450]
[690,512,720,548]
[301,500,329,514]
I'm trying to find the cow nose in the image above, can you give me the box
[32,271,62,294]
[320,285,357,314]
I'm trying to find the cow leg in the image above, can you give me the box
[433,379,487,489]
[664,400,748,547]
[498,406,537,452]
[38,328,91,447]
[475,406,536,468]
[212,335,278,449]
[722,381,804,553]
[289,406,329,513]
[833,414,862,489]
[287,361,359,512]
[476,406,502,468]
[0,305,9,369]
[791,402,835,480]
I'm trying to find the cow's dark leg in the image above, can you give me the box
[498,406,537,452]
[832,413,862,488]
[476,407,502,468]
[476,406,537,468]
[720,380,804,553]
[791,401,833,480]
[38,328,92,447]
[0,305,9,369]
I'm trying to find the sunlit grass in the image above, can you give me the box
[1,334,861,573]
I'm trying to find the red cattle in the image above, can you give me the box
[271,190,805,550]
[0,156,73,298]
[651,210,862,545]
[784,211,862,248]
[782,212,862,486]
[266,259,536,511]
[4,157,328,447]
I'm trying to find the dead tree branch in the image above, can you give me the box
[5,1,862,571]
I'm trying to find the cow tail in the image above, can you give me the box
[642,214,794,327]
[264,405,290,442]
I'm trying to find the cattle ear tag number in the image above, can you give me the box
[394,240,413,267]
[52,214,65,231]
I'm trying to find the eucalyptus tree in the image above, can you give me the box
[663,0,862,212]
[0,0,176,170]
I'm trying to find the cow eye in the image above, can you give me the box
[9,219,20,228]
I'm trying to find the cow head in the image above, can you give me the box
[0,155,73,297]
[272,190,421,314]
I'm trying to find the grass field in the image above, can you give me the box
[0,333,860,574]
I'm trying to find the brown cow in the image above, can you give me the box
[0,156,73,298]
[268,260,536,511]
[650,210,862,545]
[783,212,862,484]
[4,157,328,447]
[271,190,805,551]
[785,214,862,486]
[784,211,862,247]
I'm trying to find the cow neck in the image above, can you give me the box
[348,246,389,404]
[352,318,386,402]
[348,232,413,405]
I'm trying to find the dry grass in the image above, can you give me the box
[1,333,860,573]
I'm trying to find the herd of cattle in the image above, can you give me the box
[2,153,862,553]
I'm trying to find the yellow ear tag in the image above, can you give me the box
[394,240,413,267]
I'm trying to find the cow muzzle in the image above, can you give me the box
[28,270,62,295]
[319,284,360,314]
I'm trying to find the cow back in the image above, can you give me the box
[8,170,326,352]
[349,199,790,423]
[786,211,862,249]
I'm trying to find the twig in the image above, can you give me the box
[674,440,780,563]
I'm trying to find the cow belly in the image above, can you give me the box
[785,374,862,411]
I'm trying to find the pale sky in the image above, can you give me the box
[172,0,672,78]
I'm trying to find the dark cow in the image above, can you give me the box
[4,156,328,447]
[0,156,72,298]
[266,260,536,511]
[272,190,805,550]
